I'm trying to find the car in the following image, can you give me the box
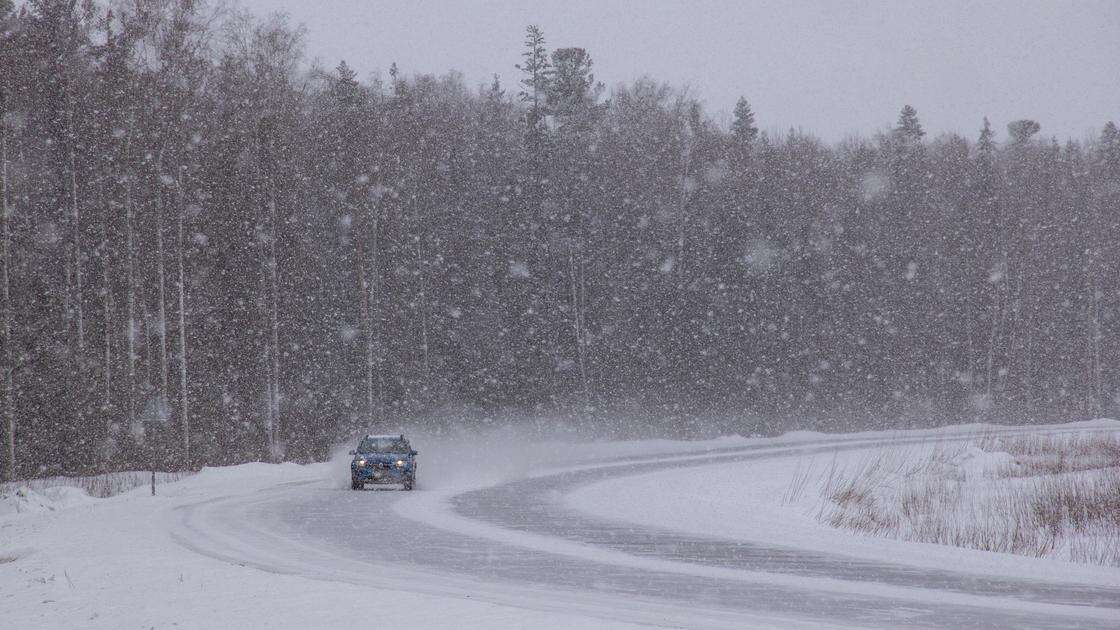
[350,434,418,491]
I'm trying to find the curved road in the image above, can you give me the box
[174,431,1120,629]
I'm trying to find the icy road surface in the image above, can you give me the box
[172,426,1120,629]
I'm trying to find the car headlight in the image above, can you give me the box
[395,459,405,468]
[356,459,366,467]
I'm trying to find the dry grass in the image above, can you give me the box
[979,433,1120,477]
[0,470,192,499]
[807,432,1120,566]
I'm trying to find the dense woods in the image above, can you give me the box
[1,1,1117,478]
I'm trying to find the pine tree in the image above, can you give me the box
[977,117,995,165]
[515,25,552,132]
[730,97,758,145]
[1100,121,1119,168]
[1007,119,1041,144]
[546,46,602,405]
[727,96,758,177]
[895,104,925,141]
[1091,120,1120,414]
[327,58,383,425]
[548,47,596,118]
[972,117,1005,404]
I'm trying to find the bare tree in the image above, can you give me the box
[568,244,590,405]
[154,154,170,408]
[255,118,282,460]
[99,184,112,413]
[1,88,14,481]
[175,165,190,466]
[65,95,86,352]
[415,235,431,392]
[124,171,138,436]
[358,203,384,424]
[675,99,697,280]
[267,163,281,459]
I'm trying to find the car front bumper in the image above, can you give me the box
[353,466,412,484]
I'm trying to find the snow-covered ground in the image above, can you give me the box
[0,471,192,506]
[0,460,661,630]
[815,432,1120,565]
[567,420,1120,586]
[3,421,1118,629]
[0,430,761,630]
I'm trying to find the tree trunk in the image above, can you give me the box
[676,148,691,281]
[176,167,190,467]
[1,90,14,481]
[267,168,281,459]
[261,261,274,454]
[100,181,112,415]
[155,160,169,409]
[358,236,376,424]
[1089,276,1102,416]
[368,208,383,421]
[415,237,431,394]
[66,100,85,352]
[985,282,1002,404]
[125,174,137,436]
[143,304,153,395]
[568,247,590,406]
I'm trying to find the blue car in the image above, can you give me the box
[350,434,418,491]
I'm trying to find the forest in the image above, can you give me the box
[0,0,1117,479]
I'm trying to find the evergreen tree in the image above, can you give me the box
[547,47,597,118]
[1100,120,1119,168]
[515,25,552,132]
[1007,119,1041,144]
[730,97,758,146]
[895,104,924,141]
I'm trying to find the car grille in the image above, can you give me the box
[358,459,405,470]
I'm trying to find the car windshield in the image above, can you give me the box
[358,437,409,453]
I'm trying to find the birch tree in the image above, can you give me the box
[1,87,14,481]
[155,153,170,409]
[175,164,190,465]
[124,163,138,436]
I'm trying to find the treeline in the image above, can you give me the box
[1,1,1117,478]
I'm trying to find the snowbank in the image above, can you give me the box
[0,485,95,517]
[4,420,1117,629]
[566,424,1120,586]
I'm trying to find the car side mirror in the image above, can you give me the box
[410,450,418,456]
[348,450,356,455]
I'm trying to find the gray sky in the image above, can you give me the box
[239,0,1118,142]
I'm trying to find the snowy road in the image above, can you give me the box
[172,429,1120,629]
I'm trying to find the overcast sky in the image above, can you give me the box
[238,0,1118,143]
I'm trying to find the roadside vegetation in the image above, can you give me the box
[0,470,191,500]
[790,432,1120,566]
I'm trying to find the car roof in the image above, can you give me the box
[363,434,406,440]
